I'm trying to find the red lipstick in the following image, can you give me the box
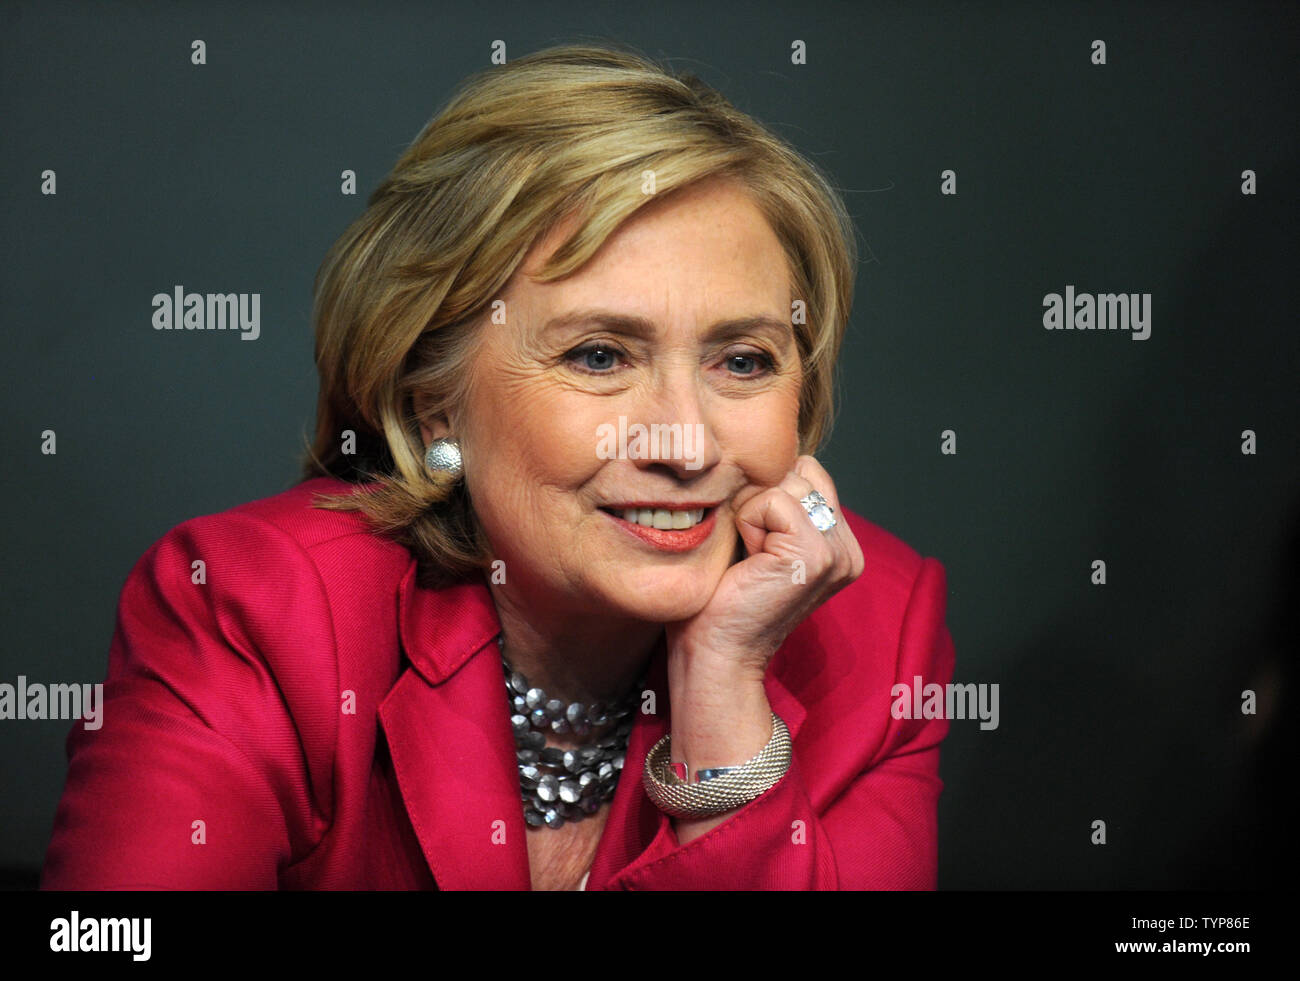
[600,507,718,553]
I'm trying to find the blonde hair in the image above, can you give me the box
[301,42,858,588]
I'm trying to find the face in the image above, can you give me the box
[426,177,803,624]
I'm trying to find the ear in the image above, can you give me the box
[412,390,452,447]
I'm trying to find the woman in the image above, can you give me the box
[42,43,955,890]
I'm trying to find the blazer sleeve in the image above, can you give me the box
[41,512,332,890]
[605,557,956,890]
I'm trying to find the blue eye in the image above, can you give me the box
[565,343,776,378]
[571,345,620,372]
[727,352,775,376]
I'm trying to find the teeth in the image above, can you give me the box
[617,507,705,529]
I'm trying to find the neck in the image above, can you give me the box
[486,577,662,709]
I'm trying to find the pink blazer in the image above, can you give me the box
[41,476,956,890]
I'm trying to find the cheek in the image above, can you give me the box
[464,395,604,513]
[719,391,802,483]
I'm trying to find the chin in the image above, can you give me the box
[600,565,724,623]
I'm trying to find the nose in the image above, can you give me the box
[626,364,722,479]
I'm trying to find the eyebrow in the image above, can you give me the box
[539,309,794,344]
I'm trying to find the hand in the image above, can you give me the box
[661,455,865,842]
[666,454,866,680]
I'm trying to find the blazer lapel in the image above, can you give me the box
[379,565,529,890]
[379,561,810,891]
[585,639,672,887]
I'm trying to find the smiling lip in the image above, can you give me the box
[599,505,720,553]
[601,502,721,510]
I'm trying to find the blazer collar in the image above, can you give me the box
[395,560,501,685]
[382,558,807,890]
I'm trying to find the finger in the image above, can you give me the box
[789,456,849,540]
[774,471,837,553]
[733,463,854,575]
[734,484,825,561]
[733,459,825,516]
[780,459,846,544]
[728,480,769,516]
[731,470,818,551]
[735,488,843,587]
[790,456,864,578]
[792,455,842,514]
[776,469,818,506]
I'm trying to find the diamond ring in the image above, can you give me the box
[800,490,837,532]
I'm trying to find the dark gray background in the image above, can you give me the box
[2,0,1295,888]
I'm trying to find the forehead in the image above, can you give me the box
[515,179,792,324]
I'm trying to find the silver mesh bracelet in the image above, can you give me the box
[641,712,791,819]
